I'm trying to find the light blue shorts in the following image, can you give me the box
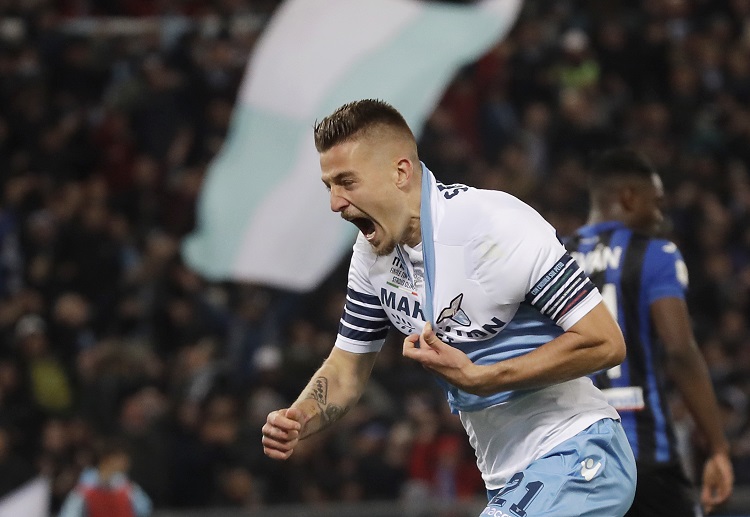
[481,418,636,517]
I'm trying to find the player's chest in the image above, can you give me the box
[371,249,519,343]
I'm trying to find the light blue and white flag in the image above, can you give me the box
[182,0,523,291]
[0,477,49,517]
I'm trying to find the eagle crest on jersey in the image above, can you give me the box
[437,293,471,326]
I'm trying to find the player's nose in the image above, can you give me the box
[329,188,349,212]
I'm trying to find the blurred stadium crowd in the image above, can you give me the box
[1,0,750,513]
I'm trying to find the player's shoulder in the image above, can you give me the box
[446,185,529,212]
[438,187,551,243]
[641,237,690,288]
[644,237,684,260]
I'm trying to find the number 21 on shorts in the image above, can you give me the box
[484,473,544,517]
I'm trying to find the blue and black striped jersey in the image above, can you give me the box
[566,221,690,465]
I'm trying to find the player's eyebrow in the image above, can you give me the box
[322,171,355,188]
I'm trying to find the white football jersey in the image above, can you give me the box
[334,166,619,489]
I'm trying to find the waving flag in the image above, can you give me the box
[0,477,49,517]
[183,0,523,291]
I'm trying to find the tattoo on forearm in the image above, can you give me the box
[305,376,349,427]
[323,404,348,423]
[310,377,328,405]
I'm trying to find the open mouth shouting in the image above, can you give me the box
[342,210,378,243]
[342,211,397,256]
[349,216,377,242]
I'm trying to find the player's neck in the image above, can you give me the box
[402,216,421,247]
[587,206,623,226]
[400,187,422,247]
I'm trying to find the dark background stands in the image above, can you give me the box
[0,0,749,512]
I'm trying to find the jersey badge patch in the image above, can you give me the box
[437,293,471,326]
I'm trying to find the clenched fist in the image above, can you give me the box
[261,407,306,460]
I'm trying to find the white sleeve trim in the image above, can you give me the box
[556,288,603,331]
[334,336,385,354]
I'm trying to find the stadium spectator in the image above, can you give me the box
[57,437,152,517]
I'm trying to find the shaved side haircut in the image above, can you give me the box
[313,99,416,153]
[588,148,657,192]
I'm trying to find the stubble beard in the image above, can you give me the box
[373,238,397,257]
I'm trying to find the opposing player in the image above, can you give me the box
[565,148,733,516]
[262,100,636,516]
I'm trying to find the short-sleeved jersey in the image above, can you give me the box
[335,166,620,489]
[565,221,690,465]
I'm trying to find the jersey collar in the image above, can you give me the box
[420,163,437,325]
[576,220,627,238]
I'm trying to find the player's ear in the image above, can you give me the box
[619,185,637,212]
[395,157,414,188]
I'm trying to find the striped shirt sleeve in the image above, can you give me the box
[335,237,391,353]
[525,253,600,330]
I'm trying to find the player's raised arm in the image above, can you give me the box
[262,347,378,460]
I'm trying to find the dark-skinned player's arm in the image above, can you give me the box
[651,296,734,514]
[262,347,377,460]
[403,301,624,396]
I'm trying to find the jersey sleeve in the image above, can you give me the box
[334,236,391,353]
[644,240,689,304]
[472,202,601,330]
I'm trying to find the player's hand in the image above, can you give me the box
[403,322,481,393]
[261,407,305,460]
[701,451,734,514]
